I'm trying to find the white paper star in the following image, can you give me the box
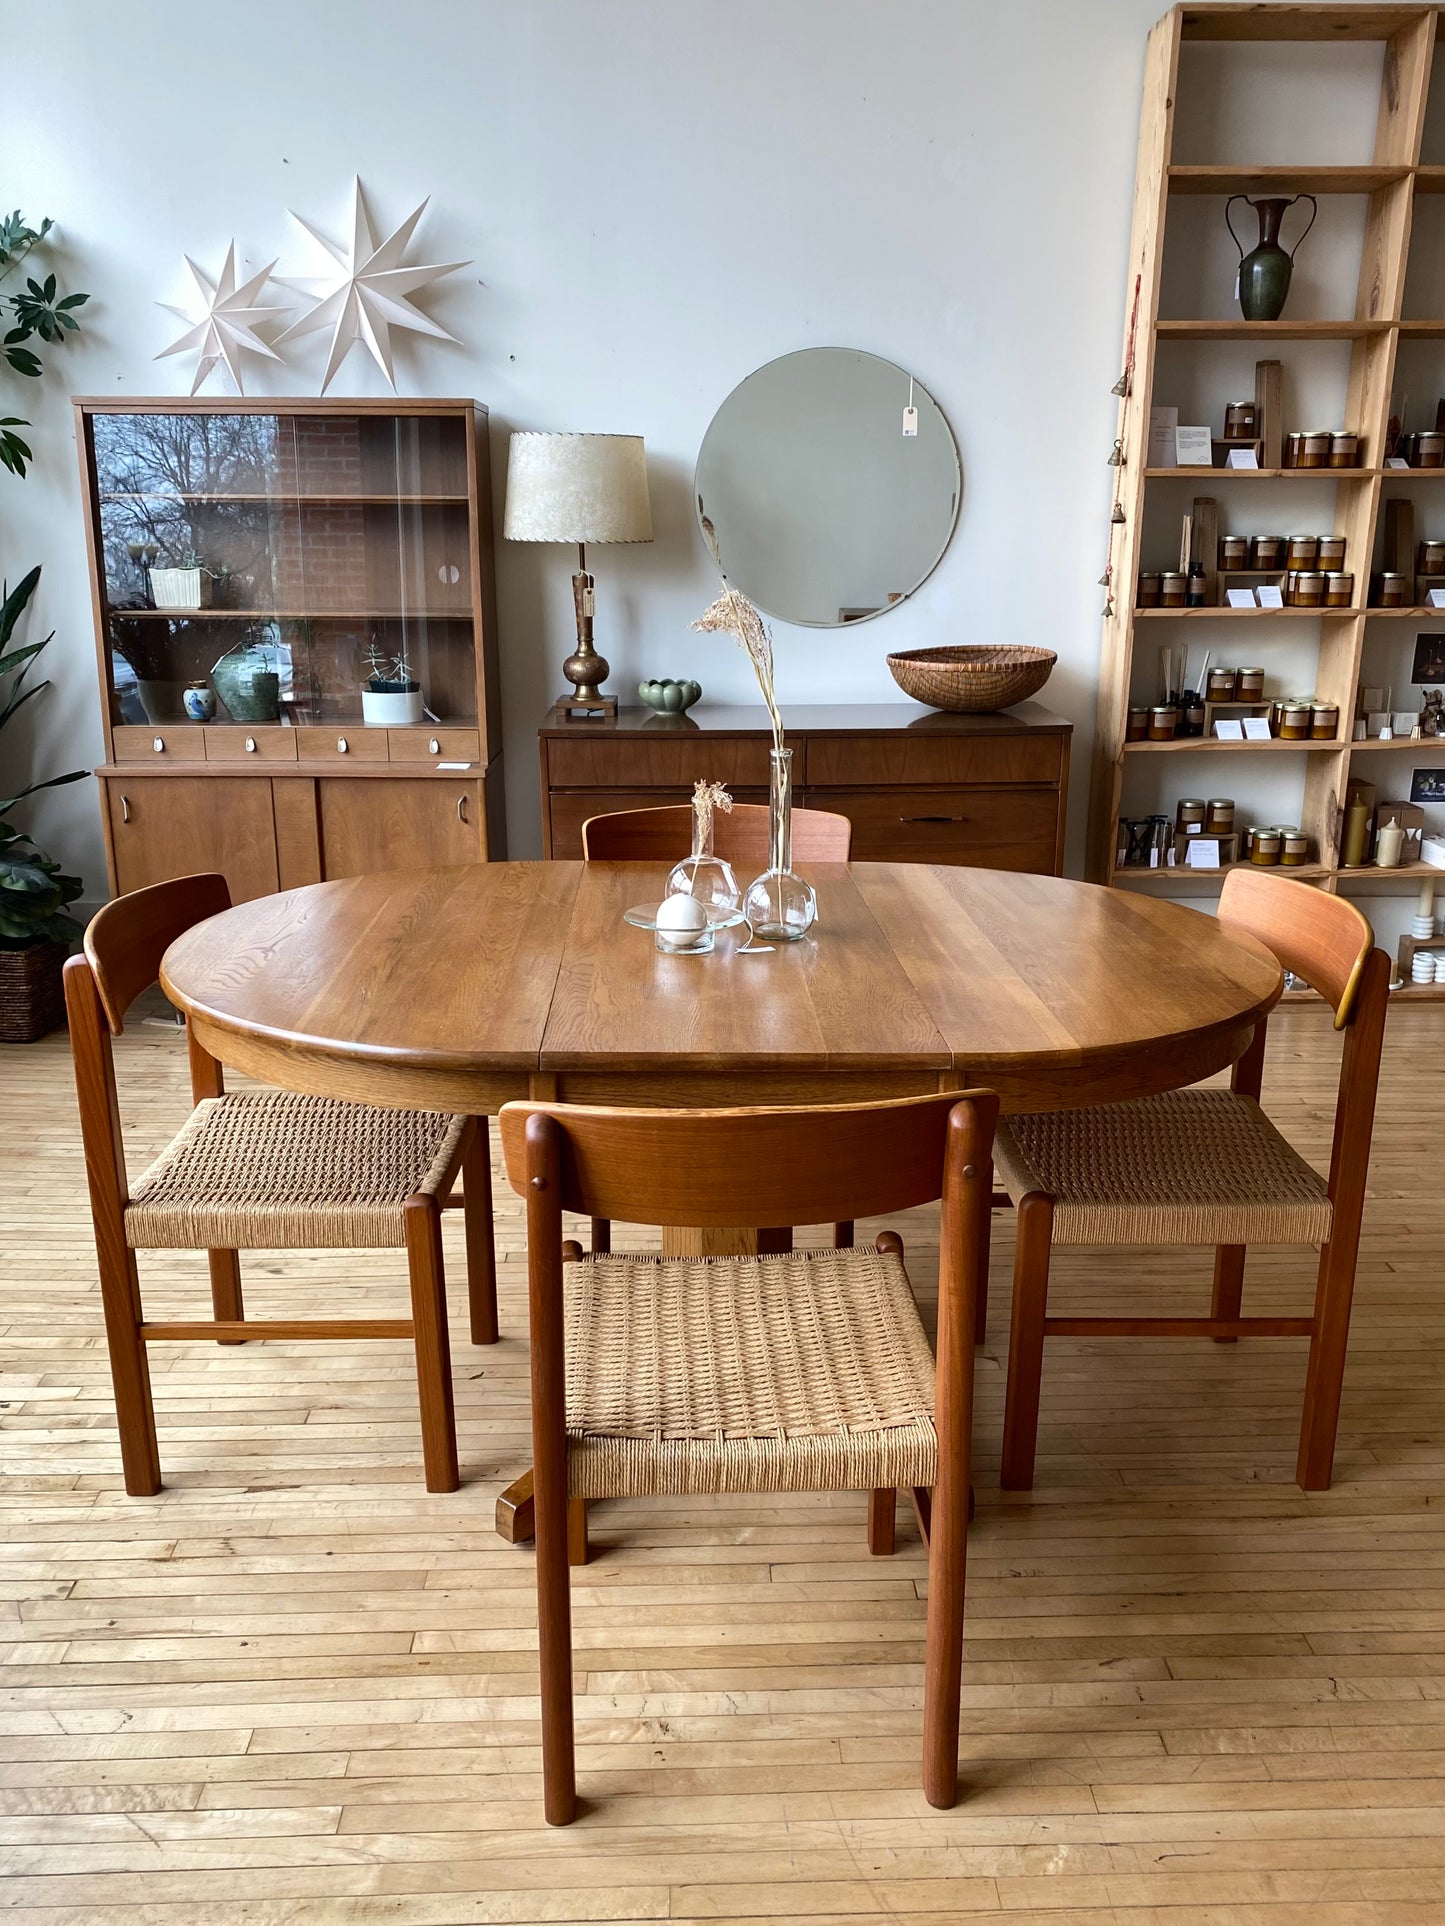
[276,179,467,393]
[155,245,289,394]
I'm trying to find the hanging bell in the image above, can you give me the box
[1111,371,1131,398]
[1097,568,1112,587]
[1107,438,1125,467]
[1111,501,1127,524]
[1102,596,1116,618]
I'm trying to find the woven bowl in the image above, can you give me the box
[886,644,1057,713]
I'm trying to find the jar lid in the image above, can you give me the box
[1206,796,1236,808]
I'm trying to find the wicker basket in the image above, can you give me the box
[0,941,69,1044]
[886,644,1057,713]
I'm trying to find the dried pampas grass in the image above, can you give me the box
[692,584,783,752]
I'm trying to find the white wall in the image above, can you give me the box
[4,0,1249,885]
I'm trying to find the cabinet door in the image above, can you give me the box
[106,777,279,902]
[317,778,484,878]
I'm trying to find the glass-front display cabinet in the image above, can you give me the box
[76,398,505,901]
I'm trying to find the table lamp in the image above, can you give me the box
[503,431,653,717]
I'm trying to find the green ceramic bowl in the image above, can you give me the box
[639,677,702,714]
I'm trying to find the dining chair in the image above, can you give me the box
[995,867,1389,1493]
[499,1086,998,1825]
[63,872,499,1497]
[581,800,853,865]
[581,800,858,1254]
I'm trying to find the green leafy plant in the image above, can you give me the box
[1,212,90,478]
[0,567,85,949]
[365,637,419,693]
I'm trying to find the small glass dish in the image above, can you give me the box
[623,900,748,955]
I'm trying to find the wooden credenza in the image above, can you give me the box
[539,701,1072,869]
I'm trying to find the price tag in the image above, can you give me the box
[1226,446,1259,468]
[1242,716,1273,740]
[1256,584,1284,608]
[1186,837,1221,868]
[902,406,918,437]
[1428,588,1445,608]
[1226,587,1257,608]
[1386,456,1411,469]
[1214,718,1246,740]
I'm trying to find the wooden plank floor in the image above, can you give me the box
[3,998,1445,1924]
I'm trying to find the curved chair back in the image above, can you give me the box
[582,802,852,865]
[81,872,232,1034]
[1218,867,1371,1031]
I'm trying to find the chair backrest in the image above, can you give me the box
[582,802,852,865]
[500,1089,994,1229]
[81,872,232,1035]
[1218,867,1371,1031]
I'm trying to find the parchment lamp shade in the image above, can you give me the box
[503,432,653,716]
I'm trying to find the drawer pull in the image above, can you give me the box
[152,735,165,754]
[900,813,967,824]
[457,794,469,824]
[429,736,441,755]
[120,794,131,824]
[337,736,349,754]
[244,736,257,753]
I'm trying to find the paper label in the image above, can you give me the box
[1242,716,1273,740]
[1187,837,1222,868]
[1387,456,1410,469]
[1214,719,1246,740]
[1428,588,1445,608]
[1256,585,1284,608]
[1226,587,1257,608]
[1148,406,1179,469]
[902,405,918,437]
[1226,446,1259,468]
[1175,426,1214,467]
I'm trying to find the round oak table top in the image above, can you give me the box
[159,861,1283,1117]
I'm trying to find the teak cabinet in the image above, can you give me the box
[76,397,506,902]
[539,702,1072,870]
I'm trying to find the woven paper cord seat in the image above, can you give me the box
[125,1091,467,1251]
[563,1246,939,1499]
[994,1088,1332,1249]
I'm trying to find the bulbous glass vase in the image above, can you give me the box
[665,811,739,915]
[743,746,817,942]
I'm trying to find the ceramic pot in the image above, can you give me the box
[639,677,702,714]
[135,677,188,723]
[1226,194,1317,322]
[212,642,279,723]
[183,680,217,722]
[361,686,423,726]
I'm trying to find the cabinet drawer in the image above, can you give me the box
[204,726,297,763]
[296,726,389,763]
[388,726,482,763]
[112,724,208,764]
[805,733,1062,788]
[546,736,775,789]
[548,787,769,859]
[828,786,1061,871]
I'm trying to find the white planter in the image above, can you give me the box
[149,567,208,611]
[362,686,424,726]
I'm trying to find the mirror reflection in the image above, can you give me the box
[695,346,960,628]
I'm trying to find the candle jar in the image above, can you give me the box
[1250,827,1283,865]
[1206,666,1238,701]
[1291,571,1325,608]
[1148,704,1179,741]
[1310,700,1340,740]
[1284,432,1307,469]
[1376,571,1408,607]
[1281,831,1311,867]
[1287,535,1319,568]
[1330,430,1360,468]
[1176,798,1207,832]
[1301,431,1332,469]
[1219,535,1248,569]
[1318,535,1346,569]
[1374,819,1405,868]
[1138,572,1162,607]
[1325,571,1354,608]
[1279,702,1312,739]
[1159,571,1186,607]
[1224,401,1257,440]
[1205,796,1236,834]
[1420,540,1445,576]
[1126,705,1150,741]
[1236,666,1266,699]
[1415,430,1445,469]
[1251,535,1286,569]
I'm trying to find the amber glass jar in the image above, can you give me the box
[1236,666,1265,699]
[1137,572,1161,607]
[1251,535,1286,569]
[1205,797,1235,834]
[1176,797,1207,831]
[1300,431,1332,468]
[1206,666,1238,701]
[1148,704,1179,741]
[1279,702,1311,740]
[1219,535,1248,569]
[1287,535,1319,569]
[1126,706,1149,741]
[1329,431,1359,468]
[1249,827,1282,865]
[1159,571,1186,608]
[1310,701,1339,740]
[1290,571,1324,608]
[1325,571,1354,608]
[1281,832,1311,867]
[1318,535,1346,569]
[1376,572,1408,607]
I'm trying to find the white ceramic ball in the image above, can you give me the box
[656,893,708,937]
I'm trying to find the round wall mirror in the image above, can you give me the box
[694,347,961,628]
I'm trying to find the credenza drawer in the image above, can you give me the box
[827,786,1060,870]
[548,787,769,859]
[805,733,1062,788]
[388,727,482,763]
[204,726,297,763]
[112,724,209,763]
[546,736,776,789]
[295,727,389,763]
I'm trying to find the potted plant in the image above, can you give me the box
[362,638,423,725]
[0,567,85,1041]
[148,548,211,611]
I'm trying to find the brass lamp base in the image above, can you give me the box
[555,554,615,719]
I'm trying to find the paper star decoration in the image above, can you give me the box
[276,179,467,393]
[155,245,289,394]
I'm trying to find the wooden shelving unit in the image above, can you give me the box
[1089,3,1445,989]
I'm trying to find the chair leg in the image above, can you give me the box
[590,1217,611,1256]
[1000,1193,1054,1491]
[536,1452,577,1825]
[833,1220,855,1248]
[567,1496,590,1567]
[461,1119,499,1346]
[1211,1244,1246,1343]
[758,1227,793,1255]
[403,1195,459,1493]
[974,1159,993,1345]
[207,1250,245,1344]
[868,1488,897,1555]
[1297,1235,1361,1492]
[99,1244,161,1497]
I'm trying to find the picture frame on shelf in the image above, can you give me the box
[1411,634,1445,684]
[1410,768,1445,805]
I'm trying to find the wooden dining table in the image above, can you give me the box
[161,859,1282,1535]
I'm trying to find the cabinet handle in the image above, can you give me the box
[337,736,348,754]
[429,736,441,755]
[457,794,469,824]
[120,794,132,824]
[244,736,257,753]
[900,814,967,824]
[152,735,165,753]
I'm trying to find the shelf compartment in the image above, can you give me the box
[1155,319,1392,339]
[1122,737,1346,752]
[1114,859,1332,888]
[1167,165,1411,195]
[1133,605,1362,617]
[99,491,469,505]
[1144,466,1374,479]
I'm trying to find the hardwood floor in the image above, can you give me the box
[3,998,1444,1923]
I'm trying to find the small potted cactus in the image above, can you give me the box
[361,639,424,726]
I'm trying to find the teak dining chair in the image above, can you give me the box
[995,868,1389,1493]
[499,1088,998,1825]
[63,872,499,1497]
[581,800,853,865]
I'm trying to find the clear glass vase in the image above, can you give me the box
[665,804,739,914]
[743,747,817,942]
